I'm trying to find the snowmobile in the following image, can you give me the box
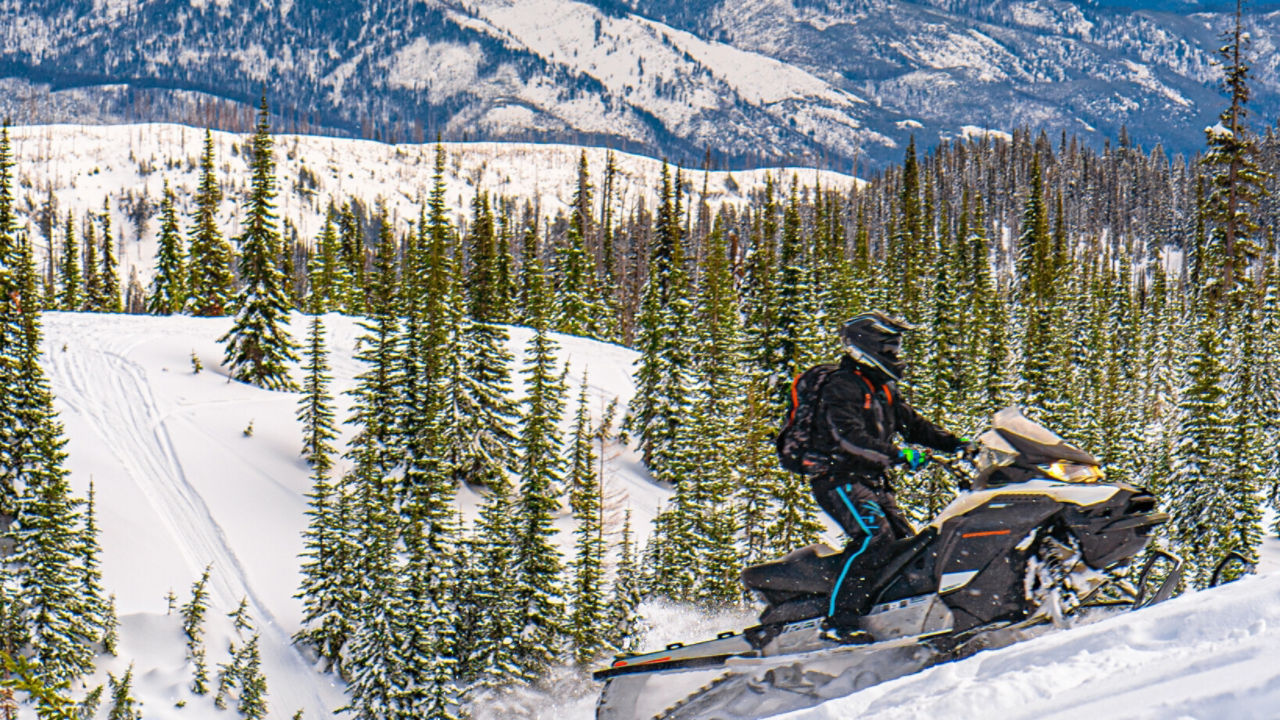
[594,407,1184,720]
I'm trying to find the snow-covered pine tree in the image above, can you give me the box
[4,231,98,687]
[1166,314,1240,587]
[1201,0,1268,309]
[306,211,353,314]
[180,564,212,646]
[596,151,622,342]
[236,634,269,720]
[219,97,299,391]
[629,164,696,480]
[294,458,353,673]
[606,509,643,651]
[345,213,402,483]
[511,244,568,678]
[567,373,607,665]
[394,492,459,720]
[186,129,236,317]
[298,313,337,473]
[107,664,140,720]
[78,480,111,648]
[336,203,367,314]
[147,180,186,314]
[440,199,519,490]
[97,199,122,313]
[1218,296,1263,576]
[763,188,825,550]
[555,152,605,339]
[191,643,210,694]
[462,471,524,686]
[102,595,119,656]
[228,597,253,636]
[82,220,100,311]
[690,214,748,604]
[774,186,825,377]
[58,212,82,312]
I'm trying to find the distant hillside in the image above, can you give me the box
[3,1,1280,170]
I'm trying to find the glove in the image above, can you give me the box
[898,447,929,471]
[957,437,978,458]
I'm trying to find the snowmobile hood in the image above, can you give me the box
[928,479,1121,530]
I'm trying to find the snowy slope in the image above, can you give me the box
[33,309,1280,718]
[5,122,857,287]
[40,310,664,718]
[781,559,1280,720]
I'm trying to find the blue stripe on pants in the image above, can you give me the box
[829,485,879,617]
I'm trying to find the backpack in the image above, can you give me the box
[775,363,839,474]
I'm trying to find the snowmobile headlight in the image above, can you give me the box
[1040,461,1105,483]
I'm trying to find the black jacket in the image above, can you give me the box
[813,356,962,477]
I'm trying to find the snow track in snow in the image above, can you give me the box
[46,315,338,715]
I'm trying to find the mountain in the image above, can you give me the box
[2,0,1279,170]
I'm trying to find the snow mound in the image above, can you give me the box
[781,568,1280,720]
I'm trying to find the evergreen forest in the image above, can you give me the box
[0,20,1279,718]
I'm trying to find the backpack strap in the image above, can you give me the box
[789,372,804,423]
[852,369,893,409]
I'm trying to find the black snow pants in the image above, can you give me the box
[811,474,913,627]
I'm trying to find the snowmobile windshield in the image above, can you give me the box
[987,407,1099,468]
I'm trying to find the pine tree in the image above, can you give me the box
[0,220,98,687]
[298,313,337,473]
[82,220,100,311]
[1202,0,1269,307]
[1167,317,1242,587]
[107,664,140,720]
[147,180,187,314]
[345,212,402,483]
[97,198,123,313]
[567,374,607,665]
[294,460,352,673]
[606,510,643,651]
[511,245,568,678]
[79,480,111,646]
[180,564,212,645]
[58,212,82,312]
[220,97,300,391]
[236,634,269,720]
[306,212,353,314]
[555,152,604,339]
[186,129,236,316]
[629,164,695,480]
[690,215,747,604]
[101,595,119,656]
[774,186,824,377]
[181,564,213,689]
[228,596,254,635]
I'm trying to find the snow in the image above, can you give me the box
[40,310,665,718]
[4,123,858,288]
[780,567,1280,720]
[29,307,1280,718]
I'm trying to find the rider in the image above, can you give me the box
[809,311,966,630]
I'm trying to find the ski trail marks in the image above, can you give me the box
[47,329,338,713]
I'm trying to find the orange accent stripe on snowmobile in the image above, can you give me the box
[789,373,802,423]
[961,529,1011,539]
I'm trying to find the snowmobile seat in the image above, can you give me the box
[741,544,843,595]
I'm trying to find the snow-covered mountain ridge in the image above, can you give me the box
[5,0,1280,170]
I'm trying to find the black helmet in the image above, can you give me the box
[840,311,914,381]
